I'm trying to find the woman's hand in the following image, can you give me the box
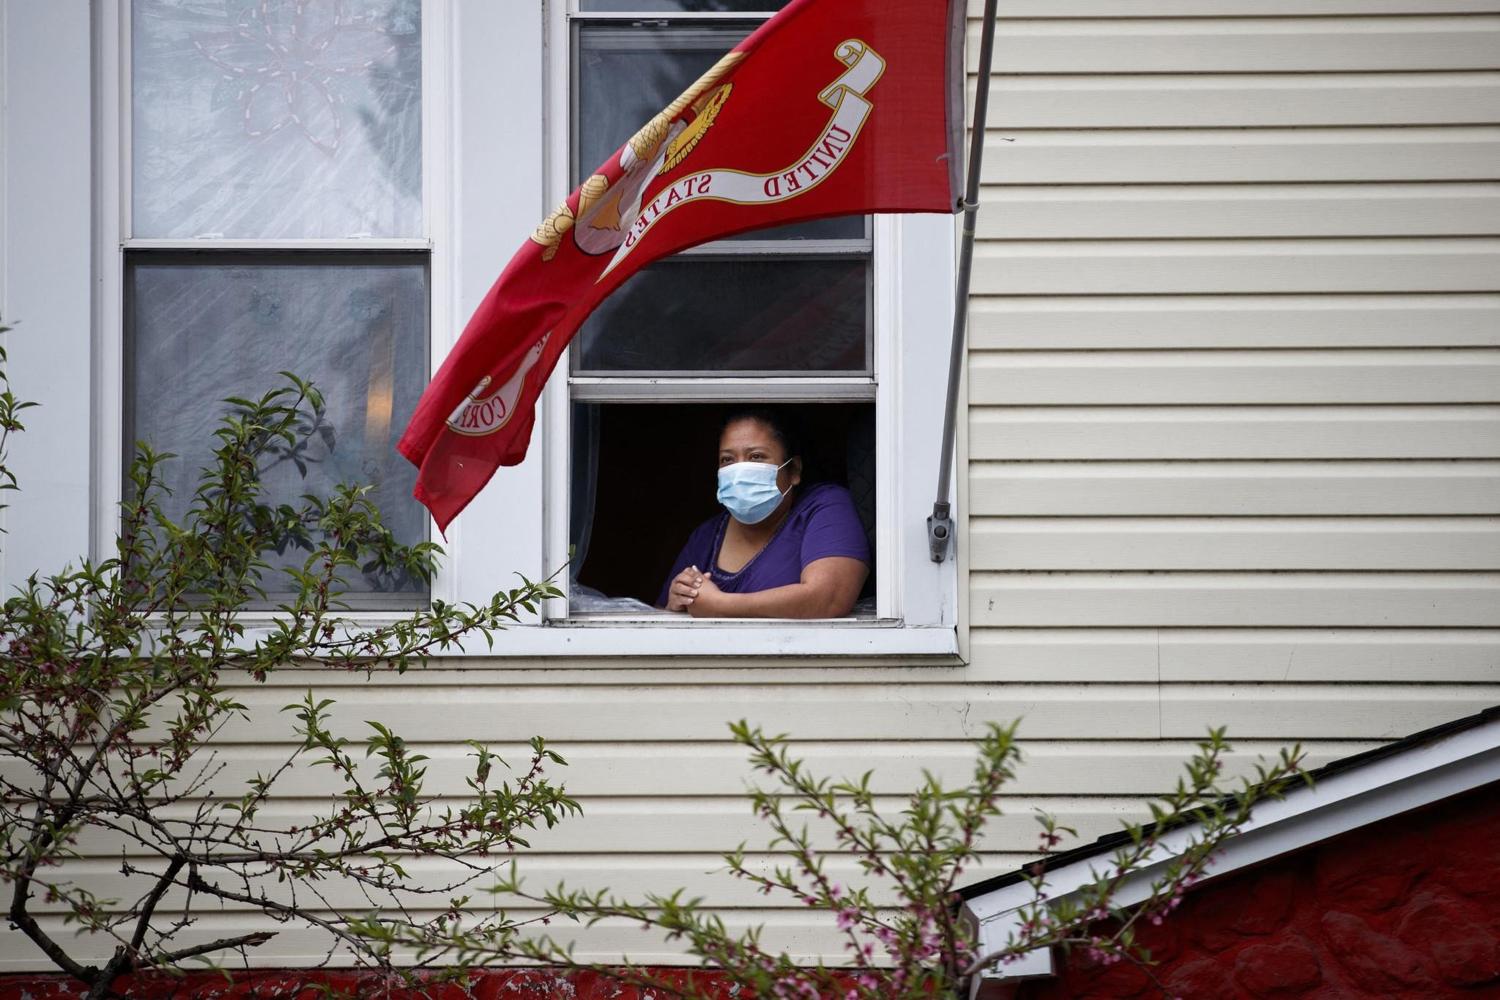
[667,566,734,616]
[666,566,705,612]
[683,558,867,619]
[686,573,729,618]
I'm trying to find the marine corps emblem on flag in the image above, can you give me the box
[444,335,550,437]
[531,52,745,263]
[597,39,886,280]
[400,0,967,531]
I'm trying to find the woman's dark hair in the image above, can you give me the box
[719,407,804,464]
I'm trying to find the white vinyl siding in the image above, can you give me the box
[4,0,1500,971]
[965,6,1500,661]
[960,0,1500,941]
[961,0,1500,840]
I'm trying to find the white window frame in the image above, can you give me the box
[69,0,958,659]
[529,1,961,657]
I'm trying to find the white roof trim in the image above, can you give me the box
[962,713,1500,990]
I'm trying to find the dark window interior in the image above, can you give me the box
[571,402,876,607]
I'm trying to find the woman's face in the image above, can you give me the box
[718,418,801,494]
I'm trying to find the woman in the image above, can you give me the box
[658,410,870,618]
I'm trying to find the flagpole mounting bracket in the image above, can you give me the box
[926,0,997,569]
[927,502,954,563]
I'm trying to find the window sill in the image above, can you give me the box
[226,616,957,661]
[524,619,959,659]
[562,610,879,623]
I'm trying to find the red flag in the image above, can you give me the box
[399,0,966,531]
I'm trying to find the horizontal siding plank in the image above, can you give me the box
[969,406,1500,460]
[976,73,1500,128]
[1155,629,1500,682]
[970,628,1500,682]
[199,685,1162,743]
[972,572,1500,626]
[972,18,1500,74]
[25,855,1026,915]
[68,798,1148,858]
[1159,684,1500,737]
[970,239,1500,295]
[975,184,1500,240]
[44,740,1356,799]
[969,461,1500,515]
[971,517,1500,570]
[975,1,1500,15]
[0,911,888,969]
[523,737,1364,792]
[970,349,1500,405]
[981,127,1500,184]
[970,295,1500,350]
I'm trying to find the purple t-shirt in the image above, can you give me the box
[657,483,871,607]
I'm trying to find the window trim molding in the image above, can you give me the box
[0,0,95,593]
[92,0,125,568]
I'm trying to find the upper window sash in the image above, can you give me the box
[564,12,876,379]
[568,15,870,259]
[125,0,427,245]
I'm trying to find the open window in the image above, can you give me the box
[570,401,878,616]
[538,0,960,650]
[561,8,876,620]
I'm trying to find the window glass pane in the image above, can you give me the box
[576,257,868,373]
[131,0,422,239]
[581,1,791,10]
[576,23,863,242]
[126,253,429,604]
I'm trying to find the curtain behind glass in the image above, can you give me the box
[126,254,429,604]
[132,0,422,240]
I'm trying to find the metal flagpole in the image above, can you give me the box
[928,0,1001,563]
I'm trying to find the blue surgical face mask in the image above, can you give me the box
[717,459,792,525]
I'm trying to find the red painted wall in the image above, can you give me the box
[0,969,749,1000]
[1014,781,1500,999]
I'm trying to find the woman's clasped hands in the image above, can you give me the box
[665,564,726,616]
